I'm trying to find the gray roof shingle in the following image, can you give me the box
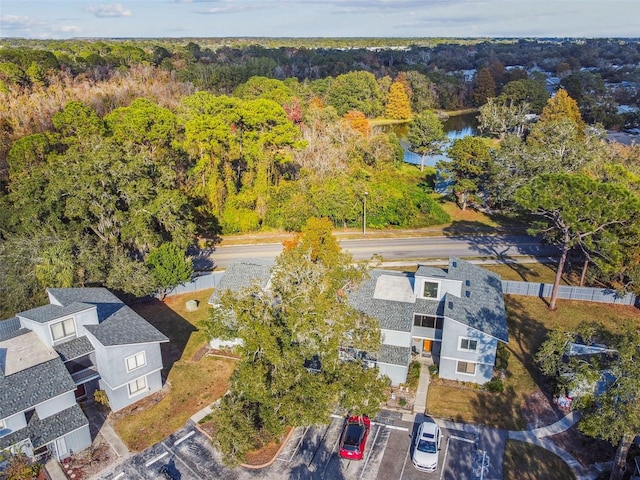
[351,257,508,342]
[85,306,168,346]
[441,257,508,342]
[0,357,76,418]
[377,344,411,366]
[47,288,168,347]
[18,302,95,324]
[0,404,88,450]
[54,336,95,362]
[208,259,275,304]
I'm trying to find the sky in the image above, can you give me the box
[1,0,639,40]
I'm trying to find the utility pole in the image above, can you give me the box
[363,191,368,236]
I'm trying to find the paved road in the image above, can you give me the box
[197,234,559,269]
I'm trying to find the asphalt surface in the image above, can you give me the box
[195,233,559,270]
[99,411,506,480]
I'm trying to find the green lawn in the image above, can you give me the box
[427,294,640,430]
[112,289,237,451]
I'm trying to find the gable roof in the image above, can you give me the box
[17,302,95,324]
[208,259,275,304]
[351,257,508,342]
[47,288,168,347]
[441,257,508,342]
[0,342,76,418]
[0,404,87,450]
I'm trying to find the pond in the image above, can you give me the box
[379,112,479,168]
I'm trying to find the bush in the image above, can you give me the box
[484,378,504,393]
[398,397,407,407]
[407,360,421,388]
[93,389,110,408]
[428,364,439,377]
[495,342,510,370]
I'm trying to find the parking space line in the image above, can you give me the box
[360,424,381,479]
[145,451,168,467]
[161,439,204,479]
[276,426,309,463]
[383,424,409,432]
[174,430,195,446]
[112,473,125,480]
[398,441,411,480]
[439,437,451,480]
[450,434,475,444]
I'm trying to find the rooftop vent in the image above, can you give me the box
[448,301,453,309]
[465,290,471,298]
[452,261,457,268]
[465,279,471,286]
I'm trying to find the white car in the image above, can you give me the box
[412,421,442,472]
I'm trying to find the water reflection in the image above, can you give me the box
[379,112,479,168]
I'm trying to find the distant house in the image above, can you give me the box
[208,257,508,386]
[0,288,168,461]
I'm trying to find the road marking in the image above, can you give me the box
[382,424,409,432]
[440,437,451,480]
[174,430,195,446]
[145,451,168,467]
[360,424,382,479]
[398,443,411,480]
[450,434,475,444]
[112,473,125,480]
[161,440,203,479]
[276,426,309,463]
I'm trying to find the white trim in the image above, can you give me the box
[103,367,163,391]
[50,317,77,344]
[125,351,147,372]
[440,355,494,367]
[127,375,148,398]
[419,279,441,300]
[103,339,169,347]
[458,337,478,352]
[455,360,477,375]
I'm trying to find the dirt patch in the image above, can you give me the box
[520,389,561,430]
[191,345,210,361]
[109,384,170,422]
[62,434,118,479]
[549,426,615,467]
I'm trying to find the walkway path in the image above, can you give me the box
[431,409,608,480]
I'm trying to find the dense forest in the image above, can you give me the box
[1,37,639,316]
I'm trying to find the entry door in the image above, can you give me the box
[423,339,432,353]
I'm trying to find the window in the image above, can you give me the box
[125,352,146,372]
[50,318,76,342]
[456,361,476,375]
[459,338,478,351]
[128,377,147,396]
[422,281,439,299]
[413,314,443,329]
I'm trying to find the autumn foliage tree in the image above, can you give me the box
[385,81,412,120]
[540,88,585,132]
[206,217,387,466]
[342,109,371,137]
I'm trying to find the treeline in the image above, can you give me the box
[0,67,450,316]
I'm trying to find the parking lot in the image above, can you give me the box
[99,410,500,480]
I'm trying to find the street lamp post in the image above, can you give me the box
[363,191,368,236]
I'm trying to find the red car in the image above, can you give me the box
[339,415,371,460]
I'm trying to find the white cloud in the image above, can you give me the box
[85,3,132,18]
[0,14,44,30]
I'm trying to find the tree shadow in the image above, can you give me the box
[128,298,197,379]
